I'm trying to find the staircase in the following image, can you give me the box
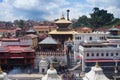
[70,52,76,67]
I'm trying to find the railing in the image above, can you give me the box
[36,51,65,56]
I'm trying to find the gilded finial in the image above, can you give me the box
[112,25,115,28]
[50,63,54,70]
[67,37,71,42]
[95,61,99,68]
[0,66,3,74]
[61,12,65,20]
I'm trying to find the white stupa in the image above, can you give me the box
[83,62,110,80]
[42,63,62,80]
[0,67,9,80]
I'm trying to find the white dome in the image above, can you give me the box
[47,69,57,75]
[0,72,8,80]
[42,63,62,80]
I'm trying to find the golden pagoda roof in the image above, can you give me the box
[55,15,72,24]
[49,30,78,35]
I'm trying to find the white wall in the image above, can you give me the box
[1,41,19,46]
[20,39,32,46]
[79,47,120,60]
[74,32,108,51]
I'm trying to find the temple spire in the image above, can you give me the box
[67,37,71,42]
[50,63,54,70]
[95,61,99,68]
[60,13,65,20]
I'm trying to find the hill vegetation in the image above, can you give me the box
[73,7,120,28]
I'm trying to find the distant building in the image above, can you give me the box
[25,34,38,49]
[75,27,92,33]
[33,25,56,36]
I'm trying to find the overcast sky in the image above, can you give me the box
[0,0,120,21]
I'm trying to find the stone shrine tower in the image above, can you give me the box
[39,57,48,74]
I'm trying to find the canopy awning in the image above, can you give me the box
[10,57,24,59]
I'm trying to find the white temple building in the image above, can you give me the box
[0,67,9,80]
[42,63,62,80]
[83,62,110,80]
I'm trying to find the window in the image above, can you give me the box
[46,31,48,33]
[111,53,113,56]
[116,53,118,56]
[75,37,79,40]
[92,53,94,56]
[89,37,92,40]
[96,53,99,56]
[106,53,109,56]
[101,53,104,56]
[39,31,41,33]
[87,53,89,57]
[101,37,104,40]
[79,37,81,40]
[42,68,45,73]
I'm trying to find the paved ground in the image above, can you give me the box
[8,74,44,80]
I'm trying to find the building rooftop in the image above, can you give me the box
[26,34,38,39]
[0,46,35,53]
[33,26,56,29]
[1,38,19,41]
[39,36,59,45]
[55,15,72,24]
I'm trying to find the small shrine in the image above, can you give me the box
[39,57,48,74]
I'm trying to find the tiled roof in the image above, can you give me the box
[0,29,16,32]
[49,30,78,34]
[115,26,120,29]
[76,27,92,30]
[1,38,19,41]
[26,29,36,32]
[39,36,59,44]
[109,27,119,31]
[55,15,72,24]
[26,34,38,38]
[0,46,35,53]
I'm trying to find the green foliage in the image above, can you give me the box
[90,7,114,28]
[73,15,92,28]
[73,7,119,28]
[18,20,24,28]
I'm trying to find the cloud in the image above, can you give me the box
[0,0,120,21]
[86,0,120,18]
[0,0,70,21]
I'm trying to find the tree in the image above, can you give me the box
[90,7,114,28]
[73,15,91,27]
[18,20,25,28]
